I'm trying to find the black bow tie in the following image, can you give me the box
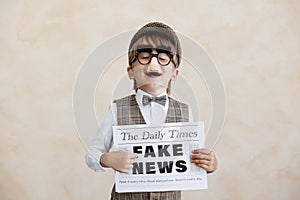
[142,95,167,106]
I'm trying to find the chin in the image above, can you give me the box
[142,84,167,94]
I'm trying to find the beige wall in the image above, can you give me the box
[1,0,299,199]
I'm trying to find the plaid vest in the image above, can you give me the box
[111,94,189,200]
[114,94,189,125]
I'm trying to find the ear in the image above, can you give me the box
[127,66,134,80]
[171,68,179,81]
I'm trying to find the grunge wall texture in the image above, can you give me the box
[0,0,299,199]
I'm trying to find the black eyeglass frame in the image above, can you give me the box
[130,50,177,67]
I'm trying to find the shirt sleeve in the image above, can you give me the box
[85,104,117,172]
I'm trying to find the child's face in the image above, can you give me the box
[127,42,178,96]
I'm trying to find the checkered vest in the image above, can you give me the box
[111,94,189,200]
[114,94,189,125]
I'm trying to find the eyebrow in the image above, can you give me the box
[156,45,172,52]
[136,44,153,50]
[136,45,172,52]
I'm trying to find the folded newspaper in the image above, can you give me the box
[113,122,208,192]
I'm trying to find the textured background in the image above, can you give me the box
[1,0,300,199]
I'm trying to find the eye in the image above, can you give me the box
[138,52,151,59]
[158,53,169,61]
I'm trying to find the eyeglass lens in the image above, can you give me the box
[136,48,172,66]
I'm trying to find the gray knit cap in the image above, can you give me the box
[128,22,182,67]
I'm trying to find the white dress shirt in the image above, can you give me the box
[85,89,193,172]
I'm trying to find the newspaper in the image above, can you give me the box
[113,122,207,192]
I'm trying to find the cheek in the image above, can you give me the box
[164,68,177,78]
[131,68,147,81]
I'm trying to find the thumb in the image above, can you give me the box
[128,153,138,159]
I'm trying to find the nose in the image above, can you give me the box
[150,55,160,65]
[147,50,160,70]
[147,57,161,72]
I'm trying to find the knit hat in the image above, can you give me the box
[128,22,182,67]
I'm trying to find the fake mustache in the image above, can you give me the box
[146,72,162,77]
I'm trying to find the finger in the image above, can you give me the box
[192,149,201,154]
[128,159,136,165]
[199,148,212,154]
[128,153,138,159]
[195,163,212,172]
[194,160,217,173]
[192,148,213,155]
[190,154,211,160]
[191,159,211,166]
[118,168,129,173]
[119,164,134,172]
[126,164,133,169]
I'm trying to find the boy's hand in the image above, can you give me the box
[100,151,138,173]
[190,149,218,173]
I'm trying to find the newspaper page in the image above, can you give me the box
[113,122,207,192]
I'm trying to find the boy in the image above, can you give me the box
[86,22,217,200]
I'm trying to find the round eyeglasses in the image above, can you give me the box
[131,50,175,66]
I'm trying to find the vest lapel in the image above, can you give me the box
[165,97,188,123]
[129,95,146,125]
